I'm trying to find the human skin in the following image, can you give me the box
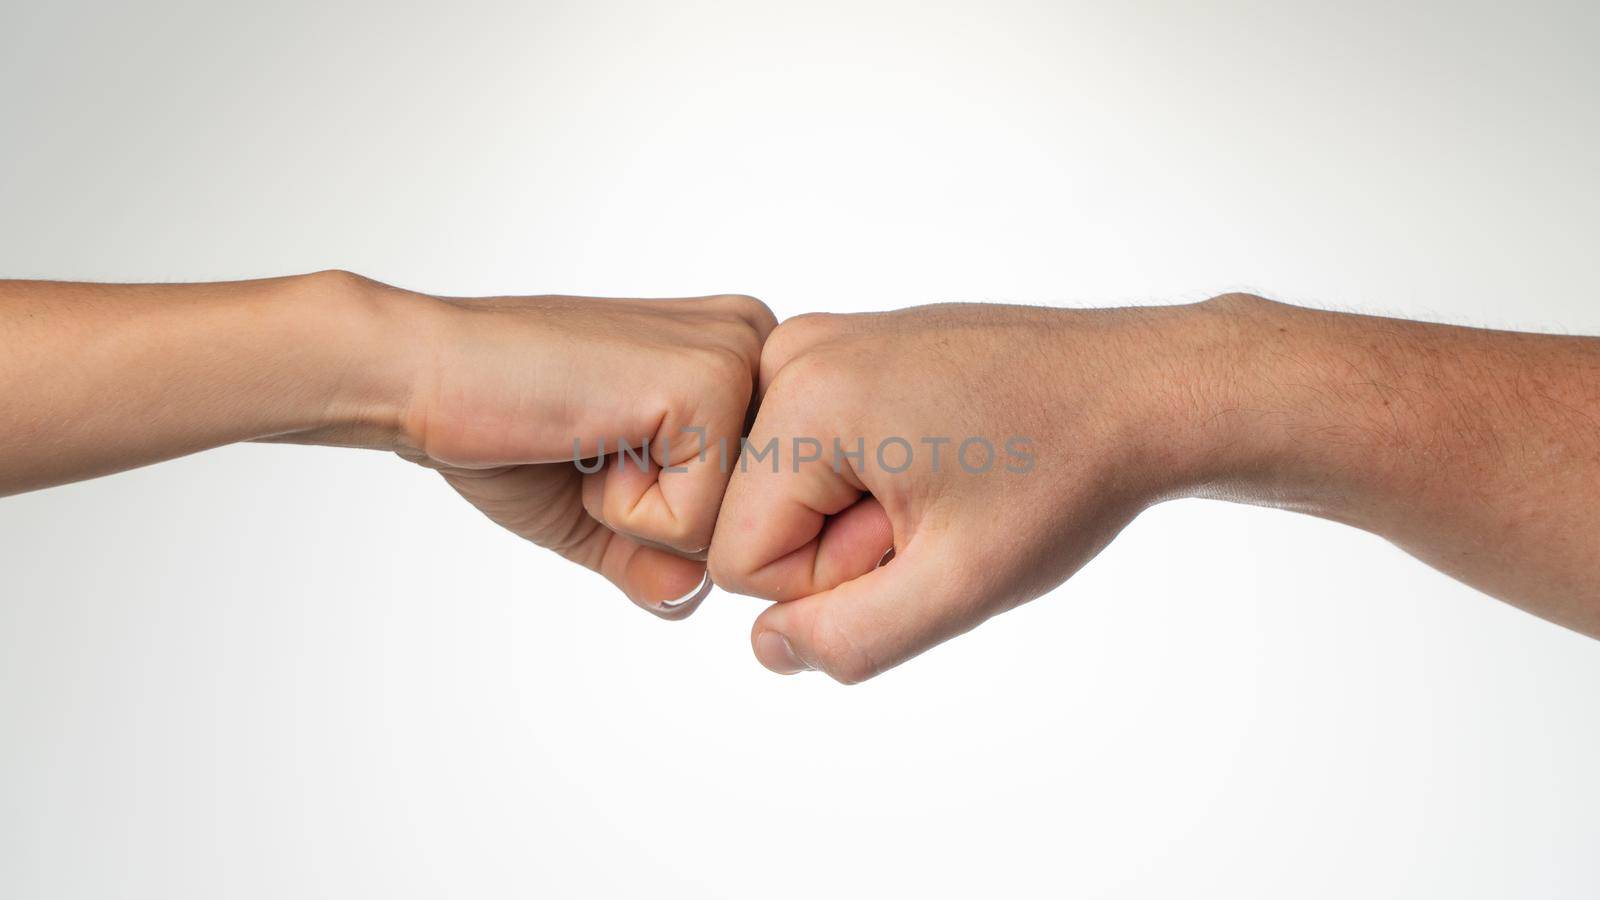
[0,271,775,618]
[707,296,1600,682]
[5,276,1598,671]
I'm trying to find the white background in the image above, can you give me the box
[3,1,1598,897]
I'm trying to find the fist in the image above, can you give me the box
[395,288,777,618]
[710,303,1208,681]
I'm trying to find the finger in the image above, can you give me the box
[749,537,987,683]
[706,435,879,601]
[542,514,713,618]
[595,530,714,620]
[709,348,904,600]
[580,395,746,554]
[442,464,711,619]
[811,495,896,586]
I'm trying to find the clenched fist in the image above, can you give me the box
[710,295,1600,681]
[390,283,777,618]
[709,302,1215,680]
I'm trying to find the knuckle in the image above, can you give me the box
[694,343,757,385]
[760,313,838,372]
[686,347,757,418]
[658,514,714,554]
[706,548,751,595]
[603,492,710,555]
[772,311,837,342]
[666,346,754,416]
[580,482,606,524]
[720,292,774,319]
[706,294,779,337]
[767,350,856,406]
[599,487,631,529]
[808,606,879,685]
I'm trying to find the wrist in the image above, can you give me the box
[276,270,443,451]
[1155,293,1406,523]
[1047,297,1265,506]
[1081,294,1313,508]
[1162,293,1298,499]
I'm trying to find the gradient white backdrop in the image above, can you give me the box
[3,1,1598,897]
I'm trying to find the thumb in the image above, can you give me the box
[749,537,990,684]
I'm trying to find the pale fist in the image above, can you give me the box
[395,289,776,618]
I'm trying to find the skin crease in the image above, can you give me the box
[1,273,1598,677]
[0,271,776,618]
[708,297,1600,682]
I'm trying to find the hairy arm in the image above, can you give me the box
[710,294,1600,683]
[1191,295,1600,637]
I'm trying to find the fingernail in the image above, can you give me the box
[755,630,810,674]
[878,547,896,567]
[657,570,712,612]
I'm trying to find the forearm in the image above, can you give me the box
[1178,294,1600,636]
[0,271,420,496]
